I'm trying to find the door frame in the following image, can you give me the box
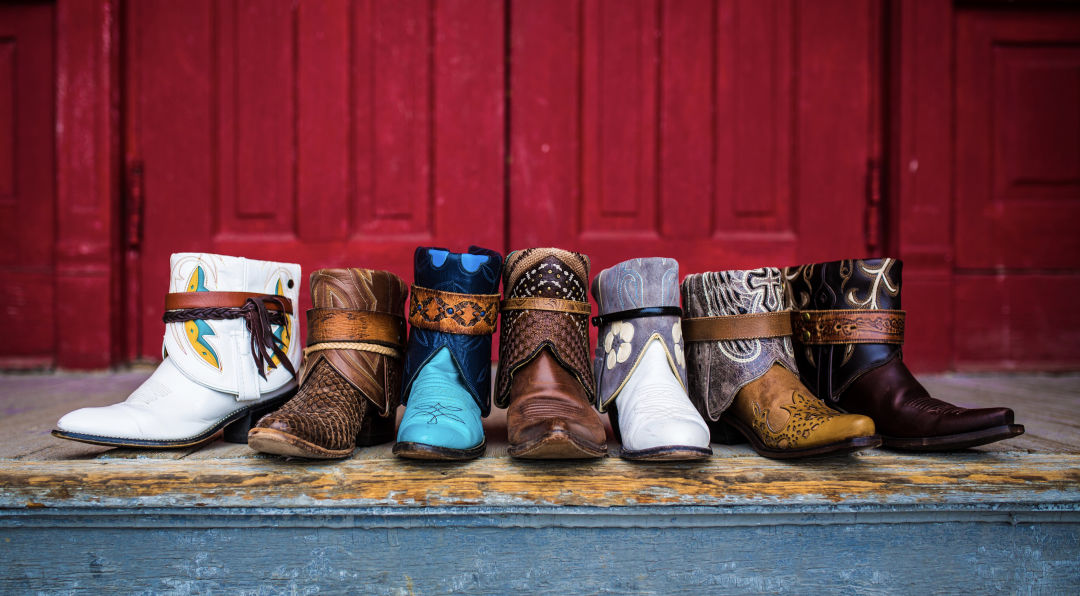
[57,0,955,371]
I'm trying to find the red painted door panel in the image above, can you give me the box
[125,0,504,359]
[954,9,1080,368]
[0,4,55,368]
[509,0,881,277]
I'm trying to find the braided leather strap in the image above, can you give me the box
[163,295,295,378]
[408,285,500,335]
[304,342,401,359]
[790,309,905,345]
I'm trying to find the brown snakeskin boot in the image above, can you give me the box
[248,268,408,458]
[496,248,608,459]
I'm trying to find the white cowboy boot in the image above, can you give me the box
[53,253,302,448]
[591,257,711,460]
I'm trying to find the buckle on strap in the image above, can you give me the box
[682,311,793,342]
[591,306,682,328]
[306,308,406,349]
[408,285,500,336]
[790,309,905,345]
[502,296,592,316]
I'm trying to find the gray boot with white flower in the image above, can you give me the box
[591,257,712,460]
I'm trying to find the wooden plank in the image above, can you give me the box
[2,450,1077,509]
[3,508,1078,594]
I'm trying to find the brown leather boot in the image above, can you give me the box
[248,269,407,458]
[496,248,608,459]
[785,258,1024,451]
[682,268,881,459]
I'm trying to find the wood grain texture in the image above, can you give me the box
[2,370,1079,592]
[2,513,1078,594]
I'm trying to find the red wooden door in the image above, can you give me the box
[954,8,1080,368]
[124,0,505,359]
[0,3,56,368]
[508,0,883,276]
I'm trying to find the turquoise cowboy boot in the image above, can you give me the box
[393,246,502,460]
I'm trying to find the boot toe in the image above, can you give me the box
[396,417,481,450]
[57,405,140,438]
[625,417,711,451]
[810,413,877,446]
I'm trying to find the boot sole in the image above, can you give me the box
[508,430,607,459]
[607,403,711,461]
[882,424,1025,451]
[392,440,486,461]
[619,445,713,461]
[50,390,294,449]
[247,427,354,459]
[721,415,882,460]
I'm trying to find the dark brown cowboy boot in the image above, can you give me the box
[248,268,407,458]
[784,258,1024,451]
[496,248,608,459]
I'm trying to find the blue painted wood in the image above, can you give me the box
[2,506,1079,593]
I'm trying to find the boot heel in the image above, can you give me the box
[709,417,747,445]
[356,411,397,447]
[606,403,623,443]
[224,395,289,444]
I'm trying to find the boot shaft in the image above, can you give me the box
[591,257,686,412]
[495,247,595,409]
[783,257,903,402]
[162,253,301,401]
[402,246,503,415]
[302,268,408,416]
[680,267,796,421]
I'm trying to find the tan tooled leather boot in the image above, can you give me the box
[681,267,880,459]
[248,268,407,459]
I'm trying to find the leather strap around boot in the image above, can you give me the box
[408,285,500,335]
[304,308,406,360]
[790,309,905,345]
[682,311,792,342]
[163,291,295,379]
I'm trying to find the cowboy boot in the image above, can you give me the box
[248,268,407,459]
[680,268,880,459]
[784,258,1024,450]
[591,257,711,460]
[496,248,608,459]
[53,253,301,448]
[393,246,502,460]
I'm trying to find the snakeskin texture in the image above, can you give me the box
[783,257,903,402]
[495,248,595,408]
[402,246,503,416]
[591,257,686,412]
[680,268,796,421]
[257,360,367,451]
[300,268,408,416]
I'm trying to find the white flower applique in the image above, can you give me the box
[672,321,685,368]
[604,321,635,370]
